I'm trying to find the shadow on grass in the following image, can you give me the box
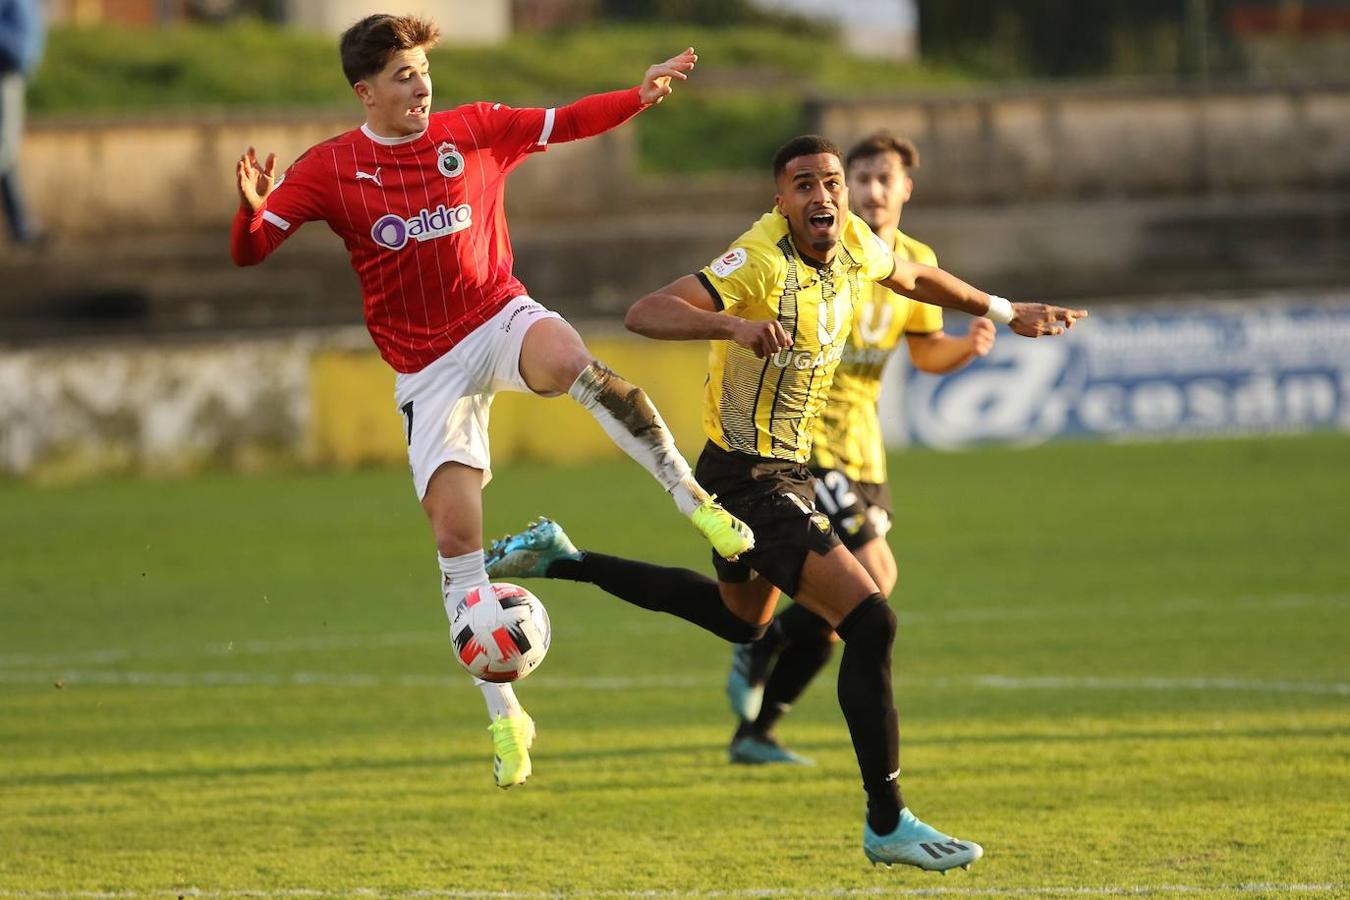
[7,723,1342,789]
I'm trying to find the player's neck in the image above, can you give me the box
[795,242,836,269]
[872,221,899,244]
[361,118,428,144]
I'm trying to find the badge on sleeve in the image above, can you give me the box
[710,247,748,278]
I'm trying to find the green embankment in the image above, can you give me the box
[31,22,976,172]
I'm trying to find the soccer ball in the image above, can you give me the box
[449,583,551,683]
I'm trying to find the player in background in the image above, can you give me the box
[726,132,996,766]
[486,135,1085,871]
[230,14,753,790]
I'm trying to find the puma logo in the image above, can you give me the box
[356,167,383,188]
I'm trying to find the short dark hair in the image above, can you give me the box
[772,134,842,178]
[845,131,921,171]
[339,14,441,86]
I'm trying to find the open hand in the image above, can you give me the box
[639,47,697,105]
[236,147,277,213]
[1008,303,1088,338]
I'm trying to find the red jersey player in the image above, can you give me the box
[231,14,753,790]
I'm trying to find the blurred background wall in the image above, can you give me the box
[2,0,1349,479]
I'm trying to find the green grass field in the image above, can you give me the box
[2,435,1347,896]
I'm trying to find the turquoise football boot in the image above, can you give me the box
[863,808,983,872]
[485,518,580,580]
[728,733,815,766]
[726,641,766,721]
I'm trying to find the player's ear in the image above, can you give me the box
[900,176,913,203]
[353,80,373,105]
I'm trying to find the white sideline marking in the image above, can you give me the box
[958,675,1350,695]
[1,669,1346,695]
[0,592,1340,669]
[0,669,709,691]
[0,881,1342,898]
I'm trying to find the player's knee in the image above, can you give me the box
[427,507,480,557]
[559,352,596,387]
[724,618,768,644]
[835,593,896,651]
[713,611,767,644]
[806,629,838,666]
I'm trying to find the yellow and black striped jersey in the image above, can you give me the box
[811,230,944,483]
[697,209,895,462]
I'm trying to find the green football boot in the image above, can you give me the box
[691,496,755,561]
[488,711,536,789]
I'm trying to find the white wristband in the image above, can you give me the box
[983,295,1014,325]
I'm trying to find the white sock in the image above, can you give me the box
[569,361,710,517]
[438,549,491,616]
[476,679,523,720]
[438,551,525,722]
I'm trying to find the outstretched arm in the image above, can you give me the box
[880,257,1087,338]
[549,48,697,144]
[625,274,792,359]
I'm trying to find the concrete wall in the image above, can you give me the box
[287,0,510,42]
[0,328,710,480]
[16,108,634,238]
[815,83,1350,203]
[5,84,1348,343]
[17,83,1350,239]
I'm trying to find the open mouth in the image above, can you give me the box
[808,211,835,232]
[408,105,428,116]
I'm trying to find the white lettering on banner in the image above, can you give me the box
[907,341,1072,448]
[903,297,1350,447]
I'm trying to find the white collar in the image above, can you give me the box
[361,122,428,146]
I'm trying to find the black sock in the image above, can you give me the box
[742,599,823,689]
[835,593,903,835]
[753,610,835,736]
[548,552,764,643]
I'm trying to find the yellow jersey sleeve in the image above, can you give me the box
[843,213,897,284]
[698,222,784,317]
[895,231,943,335]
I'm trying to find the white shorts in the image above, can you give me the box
[395,296,564,499]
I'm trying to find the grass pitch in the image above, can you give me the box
[2,435,1347,896]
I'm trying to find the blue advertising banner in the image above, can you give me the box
[894,297,1350,448]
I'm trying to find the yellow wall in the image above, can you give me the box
[308,336,713,469]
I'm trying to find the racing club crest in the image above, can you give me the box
[436,142,465,178]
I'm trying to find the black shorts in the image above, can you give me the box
[694,441,841,597]
[809,468,894,552]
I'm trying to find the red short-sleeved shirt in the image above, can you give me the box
[248,102,554,373]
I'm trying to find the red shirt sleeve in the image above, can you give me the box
[230,150,330,266]
[472,87,648,172]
